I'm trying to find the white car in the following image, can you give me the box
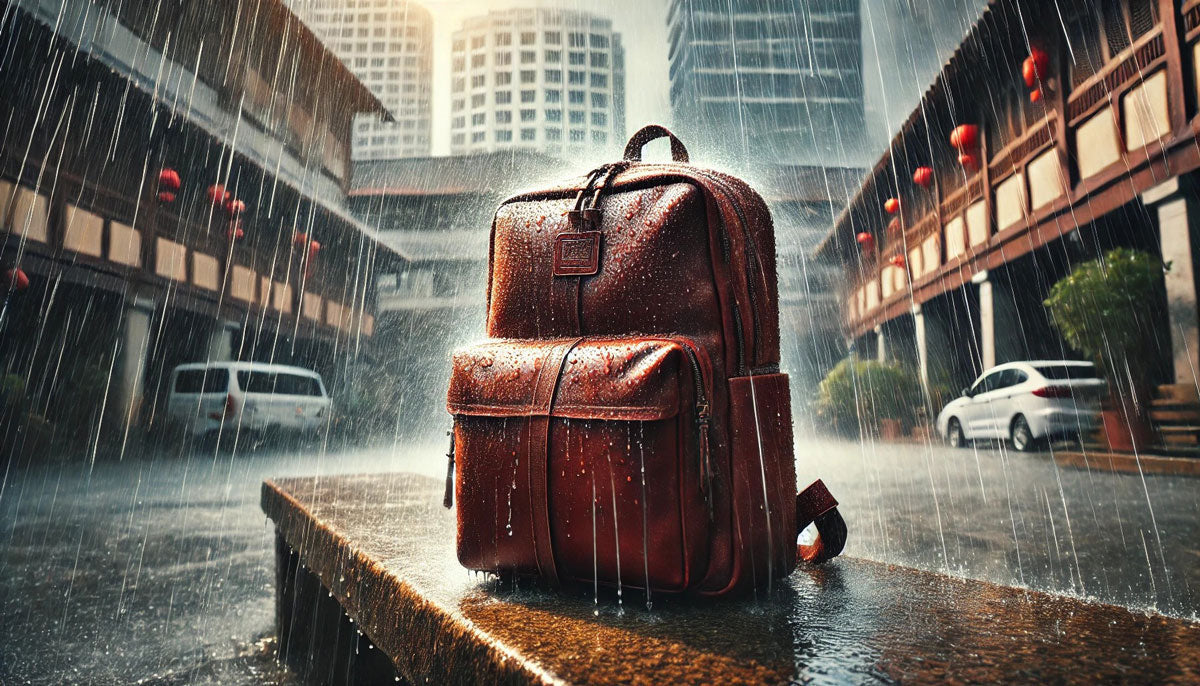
[936,361,1105,451]
[167,362,331,440]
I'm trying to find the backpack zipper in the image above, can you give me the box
[675,338,714,519]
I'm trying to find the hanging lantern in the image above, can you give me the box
[949,124,979,151]
[158,168,182,192]
[889,254,906,269]
[308,239,321,256]
[207,184,229,206]
[157,191,177,203]
[227,220,244,241]
[293,232,308,248]
[855,232,874,251]
[884,197,901,214]
[224,198,246,217]
[1022,47,1050,88]
[3,267,29,291]
[958,152,980,170]
[1029,89,1043,103]
[912,167,934,188]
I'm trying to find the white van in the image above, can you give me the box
[167,362,331,439]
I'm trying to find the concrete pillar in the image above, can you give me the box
[974,270,1021,370]
[874,325,887,363]
[207,320,238,362]
[1143,178,1200,386]
[116,297,154,425]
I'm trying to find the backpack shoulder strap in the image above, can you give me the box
[796,479,846,565]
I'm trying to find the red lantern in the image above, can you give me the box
[958,152,980,170]
[949,124,979,151]
[889,254,906,269]
[158,168,181,192]
[293,232,308,248]
[884,197,901,214]
[1029,89,1043,103]
[912,166,934,188]
[1022,47,1049,88]
[207,184,228,206]
[224,198,246,217]
[308,240,321,256]
[3,267,29,291]
[855,232,875,251]
[157,191,176,204]
[227,220,244,241]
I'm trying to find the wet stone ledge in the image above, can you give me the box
[262,474,1200,685]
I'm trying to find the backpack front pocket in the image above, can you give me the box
[447,336,712,593]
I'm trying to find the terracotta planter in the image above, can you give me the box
[1100,408,1154,453]
[880,418,904,440]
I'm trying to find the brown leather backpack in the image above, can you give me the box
[445,125,845,597]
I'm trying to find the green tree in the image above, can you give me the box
[817,358,922,437]
[1043,248,1166,401]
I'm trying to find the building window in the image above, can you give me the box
[495,32,512,46]
[569,129,585,142]
[496,110,512,124]
[545,90,562,103]
[591,92,607,108]
[521,89,536,103]
[452,99,465,112]
[471,74,486,88]
[546,127,562,141]
[545,49,561,63]
[521,50,536,64]
[471,113,486,126]
[471,94,485,107]
[496,71,512,85]
[569,32,586,48]
[452,39,465,52]
[569,110,585,124]
[471,35,485,49]
[591,112,607,127]
[545,69,562,83]
[590,73,608,88]
[520,70,536,84]
[471,54,485,68]
[452,57,464,72]
[452,116,465,129]
[496,91,512,104]
[496,51,512,66]
[496,129,512,142]
[568,70,585,85]
[521,108,536,122]
[590,34,608,49]
[472,131,485,143]
[521,128,536,141]
[521,31,536,45]
[546,109,562,122]
[568,90,584,105]
[452,133,465,145]
[544,31,561,44]
[569,52,585,65]
[592,131,607,144]
[590,53,608,68]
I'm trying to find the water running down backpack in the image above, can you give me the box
[444,125,846,596]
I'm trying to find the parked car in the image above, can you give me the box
[167,362,330,442]
[936,361,1105,451]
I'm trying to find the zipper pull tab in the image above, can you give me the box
[443,430,456,509]
[696,404,712,519]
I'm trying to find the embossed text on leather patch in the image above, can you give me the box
[553,231,601,276]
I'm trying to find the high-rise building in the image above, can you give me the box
[293,0,433,160]
[667,0,866,169]
[449,8,626,156]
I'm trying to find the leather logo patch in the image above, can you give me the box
[553,232,601,276]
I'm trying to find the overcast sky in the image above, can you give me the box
[420,0,988,158]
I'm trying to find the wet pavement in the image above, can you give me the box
[1,436,1197,683]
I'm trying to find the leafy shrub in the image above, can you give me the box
[1044,248,1165,399]
[817,358,923,437]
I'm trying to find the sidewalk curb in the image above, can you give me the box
[1055,450,1200,477]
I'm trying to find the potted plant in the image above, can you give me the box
[1044,248,1166,451]
[817,358,921,439]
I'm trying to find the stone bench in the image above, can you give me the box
[262,474,1200,684]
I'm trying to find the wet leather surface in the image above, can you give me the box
[263,474,1200,685]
